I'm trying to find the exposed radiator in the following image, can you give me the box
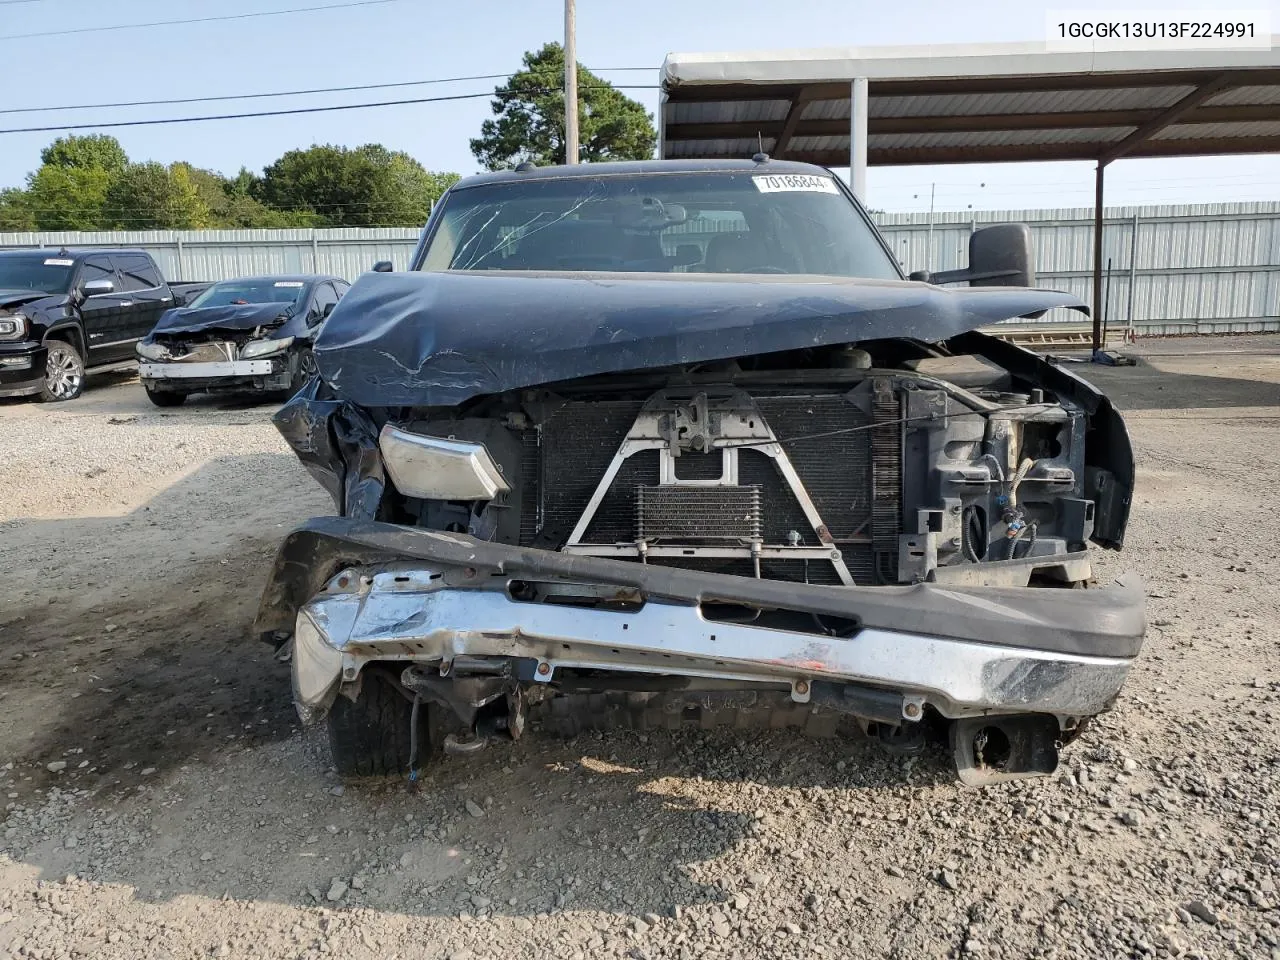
[523,390,902,584]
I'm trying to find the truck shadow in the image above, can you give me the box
[0,453,327,790]
[4,724,954,923]
[0,450,955,921]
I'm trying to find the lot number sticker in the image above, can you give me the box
[43,258,74,266]
[753,174,839,194]
[274,281,305,287]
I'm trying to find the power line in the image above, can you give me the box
[0,0,400,40]
[0,86,659,135]
[0,75,511,116]
[0,68,658,116]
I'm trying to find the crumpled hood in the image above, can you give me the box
[151,302,296,337]
[315,271,1088,408]
[0,289,62,310]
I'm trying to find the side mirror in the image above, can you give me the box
[966,223,1034,287]
[372,260,393,273]
[910,223,1035,288]
[82,278,115,296]
[321,301,336,319]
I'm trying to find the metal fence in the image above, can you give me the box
[873,202,1280,335]
[2,201,1277,336]
[0,227,421,285]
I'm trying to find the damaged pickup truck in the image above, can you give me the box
[255,159,1143,785]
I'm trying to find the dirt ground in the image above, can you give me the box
[1,339,1279,960]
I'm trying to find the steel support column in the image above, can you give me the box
[1091,162,1106,354]
[850,77,869,200]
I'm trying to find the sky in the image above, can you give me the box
[1,0,1278,214]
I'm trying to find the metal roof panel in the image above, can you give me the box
[666,99,792,124]
[1152,120,1280,140]
[866,86,1195,118]
[869,126,1133,149]
[1204,84,1280,106]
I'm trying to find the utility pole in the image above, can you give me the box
[564,0,579,165]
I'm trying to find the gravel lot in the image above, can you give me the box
[1,340,1279,960]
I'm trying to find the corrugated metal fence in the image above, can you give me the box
[873,202,1280,335]
[0,227,421,286]
[2,201,1277,336]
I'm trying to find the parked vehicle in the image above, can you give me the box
[135,274,349,407]
[255,159,1143,786]
[0,248,207,402]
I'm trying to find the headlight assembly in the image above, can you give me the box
[0,314,28,341]
[379,424,511,500]
[240,336,294,360]
[135,341,171,361]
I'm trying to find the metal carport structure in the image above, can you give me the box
[659,40,1280,354]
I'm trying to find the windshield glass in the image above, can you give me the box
[189,279,307,308]
[0,254,75,295]
[420,172,900,279]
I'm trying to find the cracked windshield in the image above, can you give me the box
[420,172,900,279]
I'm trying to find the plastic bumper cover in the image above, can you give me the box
[0,344,47,397]
[139,358,290,393]
[139,360,277,379]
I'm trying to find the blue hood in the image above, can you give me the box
[152,302,297,336]
[313,270,1088,408]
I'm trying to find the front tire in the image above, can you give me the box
[39,339,85,402]
[327,671,427,778]
[290,345,318,394]
[144,385,187,407]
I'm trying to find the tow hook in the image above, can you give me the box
[443,733,489,756]
[441,686,527,756]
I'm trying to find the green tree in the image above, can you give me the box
[177,163,315,228]
[9,134,128,230]
[25,165,112,230]
[470,42,656,170]
[102,162,210,229]
[0,188,35,231]
[40,134,129,174]
[257,144,457,226]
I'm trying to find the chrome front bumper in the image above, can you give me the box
[293,562,1136,724]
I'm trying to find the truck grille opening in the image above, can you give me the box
[521,391,903,585]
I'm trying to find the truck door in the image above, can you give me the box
[76,255,134,364]
[113,254,172,346]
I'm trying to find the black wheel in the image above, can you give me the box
[144,386,187,407]
[290,346,318,393]
[39,339,85,402]
[327,671,428,778]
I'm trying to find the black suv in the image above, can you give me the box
[0,248,186,402]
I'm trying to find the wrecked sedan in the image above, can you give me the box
[135,274,349,406]
[256,159,1142,785]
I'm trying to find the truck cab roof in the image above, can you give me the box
[0,248,157,262]
[454,158,841,190]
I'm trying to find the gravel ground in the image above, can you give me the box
[1,343,1279,960]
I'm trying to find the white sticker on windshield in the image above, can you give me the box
[273,281,305,287]
[43,258,74,266]
[752,174,839,194]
